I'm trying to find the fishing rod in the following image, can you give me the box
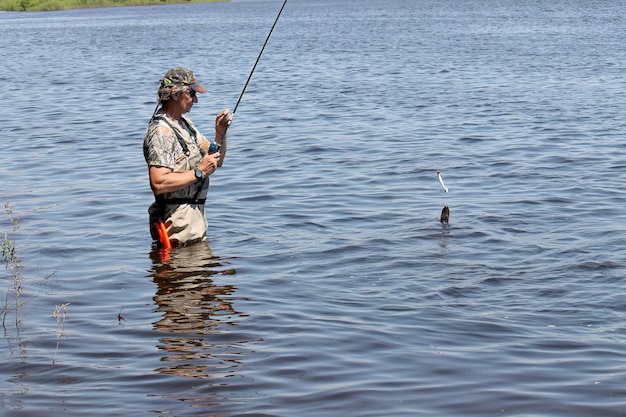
[220,0,288,138]
[153,1,288,252]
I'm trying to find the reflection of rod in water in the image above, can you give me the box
[221,0,288,140]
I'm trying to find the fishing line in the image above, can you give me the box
[221,0,288,138]
[437,170,450,224]
[437,170,448,206]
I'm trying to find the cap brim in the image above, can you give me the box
[191,82,207,93]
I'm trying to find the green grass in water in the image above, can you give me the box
[0,0,227,12]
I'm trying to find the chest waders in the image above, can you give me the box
[151,116,208,249]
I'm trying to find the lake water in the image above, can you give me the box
[1,0,626,415]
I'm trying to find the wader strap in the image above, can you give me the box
[155,198,207,205]
[151,115,206,203]
[152,116,196,157]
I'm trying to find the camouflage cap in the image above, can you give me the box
[161,67,207,93]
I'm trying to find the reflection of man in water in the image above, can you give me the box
[149,243,241,379]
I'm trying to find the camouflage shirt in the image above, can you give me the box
[144,109,211,244]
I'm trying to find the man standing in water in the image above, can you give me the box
[144,67,231,247]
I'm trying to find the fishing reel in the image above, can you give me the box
[209,141,221,154]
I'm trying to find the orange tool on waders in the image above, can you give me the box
[154,220,171,250]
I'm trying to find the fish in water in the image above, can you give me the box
[440,206,450,224]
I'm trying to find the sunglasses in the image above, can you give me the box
[187,88,197,98]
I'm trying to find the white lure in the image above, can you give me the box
[437,170,448,193]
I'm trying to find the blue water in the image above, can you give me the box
[1,0,626,415]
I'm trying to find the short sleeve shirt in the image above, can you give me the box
[143,110,210,201]
[144,110,212,244]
